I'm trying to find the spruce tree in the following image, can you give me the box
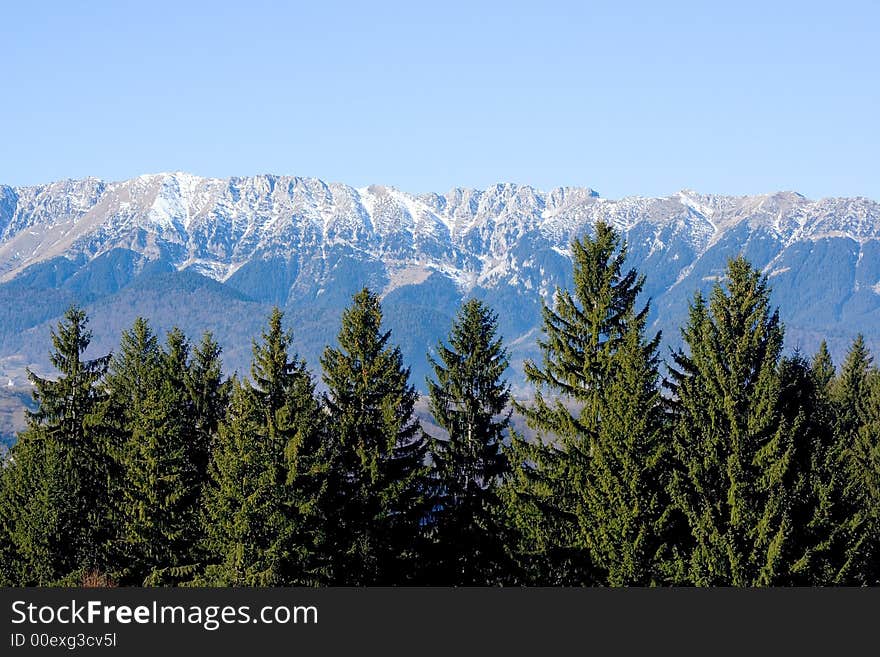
[161,327,200,507]
[823,335,878,584]
[187,331,229,486]
[0,457,17,585]
[3,307,110,583]
[202,378,290,585]
[582,312,679,585]
[427,298,512,585]
[833,336,873,442]
[812,341,836,394]
[101,321,197,583]
[666,257,797,586]
[776,351,837,584]
[250,307,327,585]
[321,288,430,585]
[504,222,676,585]
[103,317,161,577]
[123,328,201,584]
[105,317,161,416]
[780,341,872,585]
[203,308,326,585]
[852,364,880,584]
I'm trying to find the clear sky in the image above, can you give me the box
[2,1,877,200]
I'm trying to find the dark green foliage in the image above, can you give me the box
[582,314,680,586]
[5,250,880,587]
[202,308,326,585]
[426,298,512,584]
[202,378,288,585]
[103,316,161,571]
[250,308,327,585]
[0,458,17,584]
[104,321,203,584]
[1,307,110,584]
[321,289,430,585]
[666,257,799,585]
[812,341,836,393]
[187,332,230,478]
[504,223,675,585]
[776,351,836,584]
[852,365,880,585]
[822,336,880,584]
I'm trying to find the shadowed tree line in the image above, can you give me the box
[1,222,879,586]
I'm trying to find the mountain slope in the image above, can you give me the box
[1,173,878,403]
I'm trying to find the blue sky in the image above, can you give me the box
[2,1,877,199]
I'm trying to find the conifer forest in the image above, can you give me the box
[2,222,879,587]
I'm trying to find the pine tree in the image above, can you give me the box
[321,288,430,585]
[582,311,679,585]
[102,316,161,572]
[202,378,290,585]
[124,328,202,584]
[852,365,880,584]
[3,307,111,583]
[812,341,836,394]
[666,257,798,586]
[776,351,837,584]
[426,298,512,585]
[0,456,16,585]
[202,308,326,585]
[822,335,878,584]
[249,307,327,585]
[503,222,676,585]
[187,331,229,486]
[101,321,193,582]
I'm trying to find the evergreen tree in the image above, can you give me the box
[852,364,880,584]
[582,312,679,585]
[504,222,676,585]
[203,308,326,585]
[102,321,196,583]
[822,335,879,584]
[187,331,229,486]
[776,351,837,584]
[105,317,161,418]
[123,328,201,584]
[252,308,301,416]
[779,342,874,585]
[3,307,110,583]
[250,307,327,585]
[101,324,197,583]
[321,288,430,585]
[666,257,798,585]
[105,323,227,582]
[812,341,836,394]
[427,298,512,584]
[103,317,161,576]
[833,336,873,444]
[0,456,17,585]
[161,327,200,503]
[202,378,290,585]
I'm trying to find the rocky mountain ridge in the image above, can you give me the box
[1,173,878,408]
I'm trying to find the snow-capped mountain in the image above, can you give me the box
[0,172,878,398]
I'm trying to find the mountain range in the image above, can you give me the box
[1,172,879,445]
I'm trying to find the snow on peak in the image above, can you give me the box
[1,172,879,289]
